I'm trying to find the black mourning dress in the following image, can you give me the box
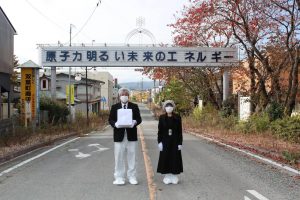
[157,113,183,174]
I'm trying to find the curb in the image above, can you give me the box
[186,130,300,175]
[0,132,78,165]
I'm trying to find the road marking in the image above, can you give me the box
[73,144,109,159]
[89,144,109,153]
[244,196,252,200]
[138,126,156,200]
[187,131,300,175]
[68,149,79,152]
[75,152,91,159]
[247,190,269,200]
[0,137,79,177]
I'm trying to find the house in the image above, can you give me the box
[87,71,117,110]
[0,6,17,121]
[39,72,105,115]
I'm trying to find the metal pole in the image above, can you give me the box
[223,69,229,101]
[51,66,56,100]
[86,67,89,125]
[99,84,102,115]
[68,24,72,122]
[7,91,10,118]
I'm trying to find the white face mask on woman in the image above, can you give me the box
[120,95,129,103]
[165,106,174,113]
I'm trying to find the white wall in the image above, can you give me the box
[88,71,114,110]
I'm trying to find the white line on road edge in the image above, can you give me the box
[244,196,252,200]
[187,131,300,175]
[0,137,79,177]
[247,190,269,200]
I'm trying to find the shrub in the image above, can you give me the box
[235,113,270,134]
[270,116,300,143]
[191,104,219,127]
[40,97,70,124]
[192,106,202,120]
[220,95,237,117]
[282,151,300,164]
[249,113,270,133]
[266,101,284,121]
[219,115,238,130]
[235,120,251,134]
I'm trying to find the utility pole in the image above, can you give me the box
[85,67,89,125]
[68,24,73,123]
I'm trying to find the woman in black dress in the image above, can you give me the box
[157,100,183,184]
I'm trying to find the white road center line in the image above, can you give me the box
[0,137,79,177]
[247,190,269,200]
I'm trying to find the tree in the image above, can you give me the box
[160,78,193,114]
[214,0,299,114]
[144,0,236,109]
[145,0,299,115]
[11,55,19,87]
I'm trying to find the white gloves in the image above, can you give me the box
[158,143,182,151]
[158,142,163,151]
[130,120,137,128]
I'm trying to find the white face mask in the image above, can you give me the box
[165,106,174,113]
[120,95,129,103]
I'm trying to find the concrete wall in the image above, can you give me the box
[55,73,101,100]
[0,8,14,75]
[1,103,14,119]
[88,72,115,110]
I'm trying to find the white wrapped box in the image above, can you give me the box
[116,109,133,128]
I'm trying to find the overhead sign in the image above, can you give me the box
[40,46,238,67]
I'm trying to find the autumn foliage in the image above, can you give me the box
[143,0,300,115]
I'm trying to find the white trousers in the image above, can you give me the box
[114,133,137,180]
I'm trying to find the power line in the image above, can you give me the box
[25,0,99,44]
[71,0,102,41]
[24,0,67,33]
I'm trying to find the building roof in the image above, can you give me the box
[0,6,17,34]
[57,72,105,84]
[40,91,81,102]
[18,60,42,69]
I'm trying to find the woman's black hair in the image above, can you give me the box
[165,103,173,107]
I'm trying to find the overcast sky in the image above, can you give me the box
[1,0,188,83]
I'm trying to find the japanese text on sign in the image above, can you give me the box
[41,46,238,67]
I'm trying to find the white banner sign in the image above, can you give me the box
[40,46,238,67]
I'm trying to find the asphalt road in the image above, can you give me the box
[0,103,299,200]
